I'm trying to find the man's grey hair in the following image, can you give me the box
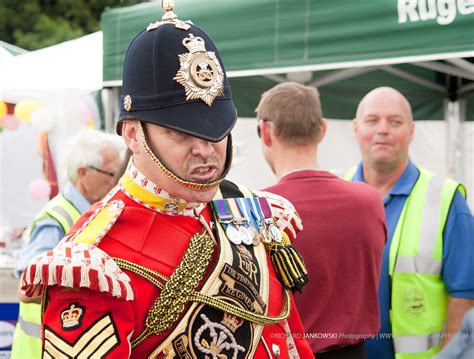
[61,129,125,183]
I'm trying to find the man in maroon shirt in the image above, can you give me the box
[256,82,387,359]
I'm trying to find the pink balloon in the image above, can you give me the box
[3,114,20,130]
[28,178,51,201]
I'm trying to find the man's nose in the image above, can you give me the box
[376,119,389,134]
[191,138,214,158]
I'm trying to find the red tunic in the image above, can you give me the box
[31,181,314,358]
[265,170,386,353]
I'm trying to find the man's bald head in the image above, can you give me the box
[353,87,415,174]
[356,87,413,122]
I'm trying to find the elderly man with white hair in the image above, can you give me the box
[11,129,124,359]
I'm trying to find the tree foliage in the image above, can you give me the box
[0,0,142,50]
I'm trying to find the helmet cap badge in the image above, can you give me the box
[173,34,225,106]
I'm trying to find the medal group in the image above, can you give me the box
[212,197,283,246]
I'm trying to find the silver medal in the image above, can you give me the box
[248,226,260,246]
[260,226,272,244]
[269,224,283,243]
[226,225,242,245]
[239,226,253,246]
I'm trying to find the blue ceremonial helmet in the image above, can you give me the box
[116,9,237,143]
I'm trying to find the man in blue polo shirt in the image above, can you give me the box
[350,87,473,359]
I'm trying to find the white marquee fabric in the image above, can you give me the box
[0,32,102,98]
[0,33,104,235]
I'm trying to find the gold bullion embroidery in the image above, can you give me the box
[44,314,119,358]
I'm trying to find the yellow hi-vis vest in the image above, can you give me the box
[343,166,466,359]
[390,168,465,358]
[11,194,81,359]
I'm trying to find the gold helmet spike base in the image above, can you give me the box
[147,0,191,31]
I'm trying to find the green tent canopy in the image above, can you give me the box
[101,0,474,121]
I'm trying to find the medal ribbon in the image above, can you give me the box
[257,197,273,222]
[227,198,246,225]
[250,197,267,227]
[211,200,233,225]
[236,198,251,228]
[212,200,241,244]
[251,198,265,221]
[245,198,260,230]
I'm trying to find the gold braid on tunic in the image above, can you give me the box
[113,230,290,348]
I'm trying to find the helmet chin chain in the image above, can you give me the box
[137,122,232,191]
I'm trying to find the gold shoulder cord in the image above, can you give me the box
[41,287,48,319]
[40,286,49,354]
[113,231,290,348]
[41,286,48,319]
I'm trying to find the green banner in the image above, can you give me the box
[102,0,473,81]
[101,0,474,120]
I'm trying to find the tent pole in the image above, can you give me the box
[446,100,464,183]
[102,89,112,133]
[458,99,467,184]
[102,88,119,134]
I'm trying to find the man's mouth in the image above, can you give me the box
[196,167,211,174]
[189,165,219,182]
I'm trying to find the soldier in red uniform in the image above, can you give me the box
[20,2,313,358]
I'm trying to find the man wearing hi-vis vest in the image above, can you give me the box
[11,129,123,358]
[347,87,474,359]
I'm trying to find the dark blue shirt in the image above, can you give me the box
[352,161,474,359]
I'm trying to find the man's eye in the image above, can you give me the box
[168,131,187,140]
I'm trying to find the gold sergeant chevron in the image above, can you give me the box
[43,314,120,358]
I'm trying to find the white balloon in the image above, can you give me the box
[31,108,55,132]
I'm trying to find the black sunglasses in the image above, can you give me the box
[257,119,271,138]
[87,165,116,178]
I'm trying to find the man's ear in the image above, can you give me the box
[75,167,87,188]
[77,166,87,179]
[319,118,328,142]
[261,120,272,147]
[352,118,359,135]
[409,121,415,144]
[121,120,140,154]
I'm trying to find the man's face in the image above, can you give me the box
[82,147,122,203]
[353,90,414,171]
[132,123,228,203]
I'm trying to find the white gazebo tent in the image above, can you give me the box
[0,32,104,231]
